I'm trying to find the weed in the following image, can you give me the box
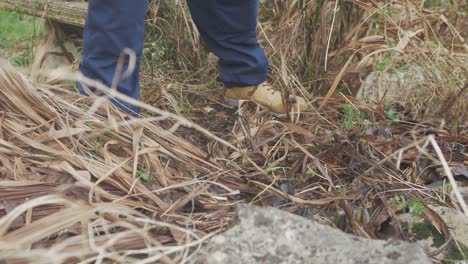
[397,196,424,215]
[376,52,392,72]
[384,109,401,121]
[8,49,33,67]
[306,166,317,177]
[368,3,394,33]
[341,105,365,129]
[137,170,151,182]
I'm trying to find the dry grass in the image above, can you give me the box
[142,0,466,129]
[0,0,467,263]
[0,60,466,261]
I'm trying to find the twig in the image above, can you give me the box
[324,0,339,72]
[428,135,468,220]
[318,52,356,111]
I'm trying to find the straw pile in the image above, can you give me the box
[0,59,466,262]
[0,61,349,262]
[0,0,466,262]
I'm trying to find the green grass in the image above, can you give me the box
[0,10,42,49]
[0,10,44,66]
[341,105,364,129]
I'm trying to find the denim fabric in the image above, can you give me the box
[79,0,268,113]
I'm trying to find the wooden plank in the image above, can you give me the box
[0,0,87,27]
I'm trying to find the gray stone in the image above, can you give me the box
[192,205,431,264]
[431,206,468,246]
[398,213,441,253]
[357,64,431,107]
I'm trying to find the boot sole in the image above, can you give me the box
[223,97,286,117]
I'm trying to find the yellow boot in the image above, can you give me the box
[223,82,308,115]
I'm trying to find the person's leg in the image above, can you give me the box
[79,0,148,114]
[186,0,308,115]
[187,0,268,87]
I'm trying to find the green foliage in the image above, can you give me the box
[0,10,44,68]
[412,221,446,247]
[137,170,151,182]
[368,4,394,32]
[397,196,424,215]
[0,10,41,48]
[8,49,33,67]
[341,105,364,129]
[376,52,392,72]
[384,108,401,121]
[306,166,317,177]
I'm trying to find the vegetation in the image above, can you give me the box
[0,10,44,66]
[0,10,36,48]
[0,0,466,263]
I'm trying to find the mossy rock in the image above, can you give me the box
[400,210,468,262]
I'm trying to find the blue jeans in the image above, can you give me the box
[79,0,268,114]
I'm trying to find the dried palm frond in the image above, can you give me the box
[1,0,467,262]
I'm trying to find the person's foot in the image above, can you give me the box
[223,82,308,115]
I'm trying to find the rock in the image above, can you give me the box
[192,204,431,264]
[431,206,468,246]
[399,213,445,253]
[357,64,430,107]
[399,208,468,262]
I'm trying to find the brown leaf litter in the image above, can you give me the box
[0,0,467,262]
[0,60,466,262]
